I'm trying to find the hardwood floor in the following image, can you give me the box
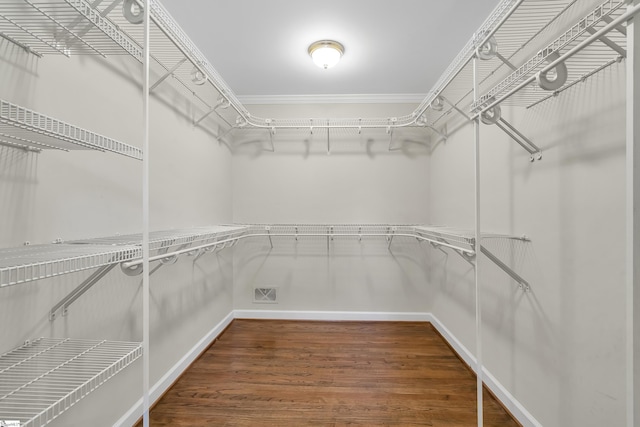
[140,320,519,426]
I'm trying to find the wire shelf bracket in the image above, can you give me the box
[480,245,530,291]
[149,57,187,92]
[48,263,116,321]
[585,26,626,56]
[495,117,542,161]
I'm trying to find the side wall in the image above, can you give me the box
[429,64,626,427]
[232,103,434,315]
[0,39,233,426]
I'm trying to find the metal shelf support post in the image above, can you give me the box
[627,1,640,425]
[473,54,484,427]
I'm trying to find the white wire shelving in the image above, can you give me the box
[0,99,143,159]
[471,0,628,113]
[0,225,249,288]
[0,337,142,427]
[0,224,530,289]
[0,223,529,424]
[67,225,248,252]
[1,0,637,150]
[0,0,142,58]
[0,243,141,288]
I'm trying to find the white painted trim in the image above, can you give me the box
[428,313,543,427]
[237,93,427,105]
[233,309,432,322]
[114,311,235,427]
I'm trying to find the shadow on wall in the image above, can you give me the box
[0,146,38,246]
[0,39,39,104]
[76,53,232,150]
[146,250,233,339]
[234,236,433,311]
[516,64,625,170]
[427,236,562,369]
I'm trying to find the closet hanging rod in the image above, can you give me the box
[472,1,640,119]
[120,231,476,269]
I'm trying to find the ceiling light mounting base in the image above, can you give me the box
[308,40,344,69]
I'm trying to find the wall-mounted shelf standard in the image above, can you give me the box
[0,337,142,427]
[0,99,143,159]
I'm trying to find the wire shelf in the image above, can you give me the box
[471,0,626,113]
[0,243,141,287]
[0,226,249,287]
[0,99,143,159]
[0,337,141,427]
[0,0,142,58]
[234,224,525,254]
[68,225,250,251]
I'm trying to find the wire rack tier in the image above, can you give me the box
[426,0,630,131]
[0,226,250,287]
[0,243,141,287]
[238,224,525,253]
[471,0,628,113]
[0,337,141,427]
[68,225,249,251]
[0,0,142,58]
[0,99,143,159]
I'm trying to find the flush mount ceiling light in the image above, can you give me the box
[308,40,344,69]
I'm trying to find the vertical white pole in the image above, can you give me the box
[473,55,483,427]
[142,1,150,426]
[627,2,640,426]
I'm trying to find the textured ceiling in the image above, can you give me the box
[159,0,501,99]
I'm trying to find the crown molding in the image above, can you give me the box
[237,93,427,105]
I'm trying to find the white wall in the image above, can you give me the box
[0,36,233,426]
[232,103,434,314]
[429,63,627,427]
[232,103,430,224]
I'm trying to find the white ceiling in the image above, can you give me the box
[159,0,501,100]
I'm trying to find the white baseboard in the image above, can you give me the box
[428,313,543,427]
[114,311,235,427]
[233,309,432,322]
[116,309,541,427]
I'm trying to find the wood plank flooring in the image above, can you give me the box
[140,320,519,426]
